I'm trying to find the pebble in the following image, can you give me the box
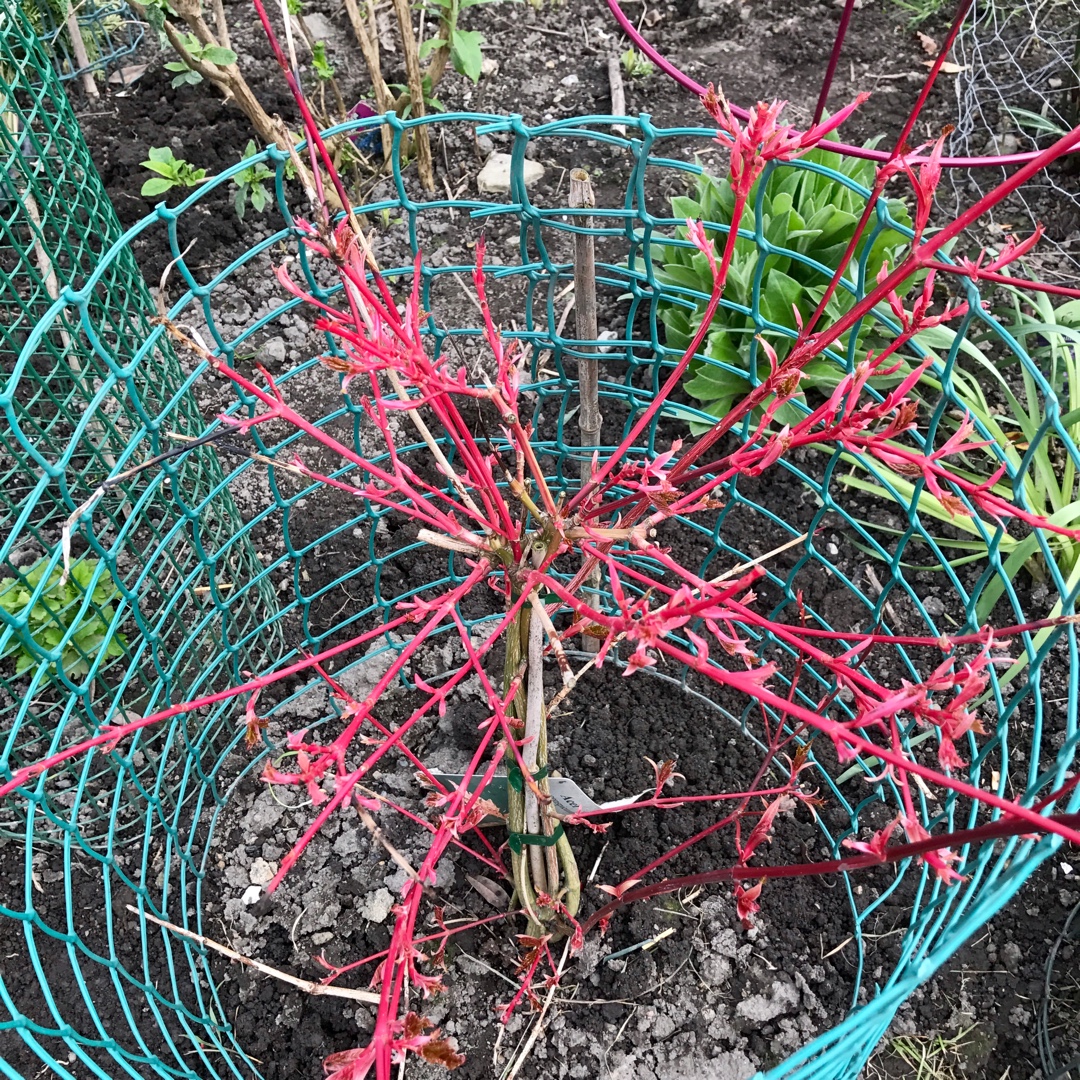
[359,887,394,924]
[477,152,545,195]
[923,595,946,616]
[302,13,340,43]
[560,73,579,87]
[241,885,262,906]
[597,329,619,352]
[480,57,499,79]
[258,337,287,367]
[249,857,276,885]
[1001,941,1022,973]
[311,932,334,945]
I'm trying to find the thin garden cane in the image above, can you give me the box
[570,167,602,653]
[63,0,99,98]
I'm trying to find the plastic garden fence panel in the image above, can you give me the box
[18,0,142,84]
[0,0,280,848]
[0,112,1077,1080]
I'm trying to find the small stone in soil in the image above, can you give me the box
[923,595,946,616]
[241,885,262,906]
[249,857,276,885]
[1000,941,1022,972]
[257,337,287,367]
[477,153,545,195]
[359,887,394,924]
[735,980,799,1023]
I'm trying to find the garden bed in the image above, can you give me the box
[3,0,1080,1077]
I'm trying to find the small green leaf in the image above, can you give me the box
[141,176,175,197]
[201,45,237,66]
[450,29,484,83]
[418,37,447,60]
[141,159,176,177]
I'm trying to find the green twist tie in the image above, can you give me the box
[507,764,550,792]
[507,822,565,854]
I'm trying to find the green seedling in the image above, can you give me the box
[0,558,128,678]
[621,46,654,79]
[421,0,500,83]
[233,140,275,219]
[311,40,334,81]
[163,31,237,88]
[140,145,207,197]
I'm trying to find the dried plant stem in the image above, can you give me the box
[384,368,488,526]
[390,0,434,191]
[607,56,626,136]
[156,11,276,148]
[64,1,99,98]
[504,939,573,1080]
[570,168,603,653]
[341,0,394,158]
[211,0,230,50]
[125,905,381,1003]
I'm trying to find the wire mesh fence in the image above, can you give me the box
[0,106,1078,1078]
[946,0,1080,275]
[0,0,279,848]
[17,0,142,84]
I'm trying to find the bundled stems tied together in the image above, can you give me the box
[505,600,581,935]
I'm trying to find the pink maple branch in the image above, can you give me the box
[583,809,1080,934]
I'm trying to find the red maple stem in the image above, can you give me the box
[582,810,1080,933]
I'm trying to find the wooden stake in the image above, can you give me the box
[607,55,626,137]
[64,2,100,99]
[391,0,434,191]
[570,168,602,653]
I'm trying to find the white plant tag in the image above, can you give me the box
[429,771,649,818]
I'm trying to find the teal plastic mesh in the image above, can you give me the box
[0,0,279,849]
[18,0,142,83]
[1,111,1078,1079]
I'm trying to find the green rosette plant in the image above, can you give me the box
[656,144,916,429]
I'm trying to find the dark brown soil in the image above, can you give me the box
[3,0,1080,1078]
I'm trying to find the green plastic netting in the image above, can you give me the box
[2,103,1079,1079]
[18,0,142,84]
[0,0,278,849]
